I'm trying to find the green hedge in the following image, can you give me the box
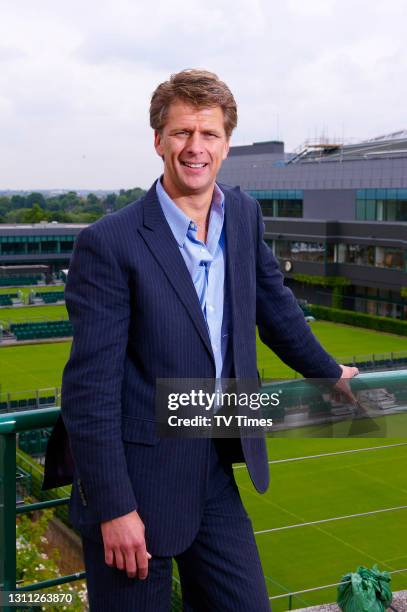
[293,274,350,287]
[309,305,407,336]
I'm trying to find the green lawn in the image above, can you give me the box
[0,304,68,328]
[236,437,407,609]
[257,321,407,378]
[0,342,71,399]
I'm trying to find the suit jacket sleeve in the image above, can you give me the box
[62,225,137,523]
[254,201,342,379]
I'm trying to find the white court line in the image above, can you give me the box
[233,442,407,469]
[254,505,407,535]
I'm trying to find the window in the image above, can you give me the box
[337,244,375,266]
[356,189,407,221]
[275,241,326,262]
[250,190,304,218]
[376,247,404,270]
[258,199,303,218]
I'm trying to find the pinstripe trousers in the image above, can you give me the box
[82,440,271,611]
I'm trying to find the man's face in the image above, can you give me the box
[154,100,230,198]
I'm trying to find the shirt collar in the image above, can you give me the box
[156,177,224,247]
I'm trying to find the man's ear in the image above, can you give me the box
[154,130,164,159]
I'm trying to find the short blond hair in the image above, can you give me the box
[150,69,237,137]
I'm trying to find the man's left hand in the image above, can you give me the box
[333,364,359,404]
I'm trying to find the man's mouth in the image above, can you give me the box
[181,162,208,168]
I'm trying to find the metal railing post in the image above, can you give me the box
[0,431,17,610]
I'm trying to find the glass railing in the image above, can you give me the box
[1,370,407,610]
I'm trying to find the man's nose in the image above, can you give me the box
[185,132,204,156]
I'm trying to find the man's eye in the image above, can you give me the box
[176,131,189,136]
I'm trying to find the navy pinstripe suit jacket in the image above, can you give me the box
[43,181,341,556]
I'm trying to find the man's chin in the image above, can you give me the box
[179,177,215,196]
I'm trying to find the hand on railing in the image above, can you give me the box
[333,365,359,405]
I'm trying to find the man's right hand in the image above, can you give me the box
[101,510,152,579]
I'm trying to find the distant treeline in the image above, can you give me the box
[0,188,146,224]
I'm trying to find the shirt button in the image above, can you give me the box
[208,305,215,312]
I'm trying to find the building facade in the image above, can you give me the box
[217,133,407,318]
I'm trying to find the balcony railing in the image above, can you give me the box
[1,369,406,610]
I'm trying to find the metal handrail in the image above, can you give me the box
[0,407,79,612]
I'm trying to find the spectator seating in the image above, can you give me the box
[37,291,65,304]
[0,275,42,286]
[18,429,52,455]
[10,320,72,340]
[0,294,15,306]
[0,396,56,413]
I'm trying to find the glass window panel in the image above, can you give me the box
[342,244,375,266]
[326,243,335,263]
[356,200,365,220]
[365,200,376,220]
[384,201,397,221]
[276,200,303,217]
[396,201,407,221]
[259,200,274,217]
[376,247,404,270]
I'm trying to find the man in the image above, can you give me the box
[43,69,357,611]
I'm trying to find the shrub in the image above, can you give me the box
[309,305,407,336]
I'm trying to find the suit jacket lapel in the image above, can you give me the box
[138,183,214,359]
[224,187,241,325]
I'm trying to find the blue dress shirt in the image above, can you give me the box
[156,178,228,379]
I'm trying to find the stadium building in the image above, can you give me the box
[218,130,407,319]
[0,222,85,283]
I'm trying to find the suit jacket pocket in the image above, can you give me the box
[121,415,160,446]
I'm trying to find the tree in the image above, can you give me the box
[5,208,31,223]
[22,204,49,223]
[10,194,27,208]
[26,192,46,209]
[86,193,99,206]
[0,196,11,220]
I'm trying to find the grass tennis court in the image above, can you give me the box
[0,304,68,328]
[0,342,71,396]
[236,437,407,609]
[257,322,407,379]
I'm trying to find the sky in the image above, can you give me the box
[1,0,406,191]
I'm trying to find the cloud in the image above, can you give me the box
[0,45,26,62]
[0,0,406,189]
